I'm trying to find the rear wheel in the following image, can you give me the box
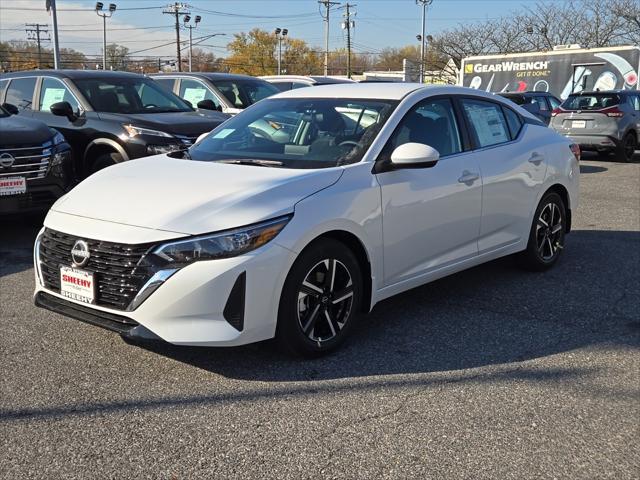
[616,133,636,163]
[519,192,566,271]
[276,238,362,357]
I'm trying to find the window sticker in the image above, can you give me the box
[41,88,67,111]
[466,105,509,146]
[213,128,234,139]
[182,87,207,106]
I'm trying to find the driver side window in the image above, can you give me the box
[386,98,463,158]
[39,78,79,113]
[178,79,221,109]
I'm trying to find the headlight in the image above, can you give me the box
[151,215,292,266]
[123,124,174,138]
[50,128,66,145]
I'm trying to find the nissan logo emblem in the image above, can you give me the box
[71,240,90,267]
[0,152,15,168]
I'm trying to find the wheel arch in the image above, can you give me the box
[543,183,571,233]
[296,229,374,313]
[83,138,129,165]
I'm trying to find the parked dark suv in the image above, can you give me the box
[0,104,72,214]
[497,91,562,125]
[0,70,228,178]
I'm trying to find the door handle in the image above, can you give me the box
[528,152,545,165]
[458,171,479,184]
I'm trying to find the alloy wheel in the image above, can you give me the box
[535,202,563,261]
[297,259,354,343]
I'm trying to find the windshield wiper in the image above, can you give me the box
[217,159,283,167]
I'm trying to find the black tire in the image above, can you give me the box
[519,191,566,271]
[616,133,636,163]
[89,152,122,175]
[276,238,363,357]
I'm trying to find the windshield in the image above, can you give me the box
[561,93,620,111]
[211,79,279,109]
[189,97,398,169]
[74,77,192,114]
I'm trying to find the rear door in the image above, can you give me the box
[459,97,546,254]
[4,77,37,118]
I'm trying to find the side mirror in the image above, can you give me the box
[50,101,77,121]
[197,99,217,110]
[2,103,19,115]
[389,142,440,169]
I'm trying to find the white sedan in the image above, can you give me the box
[33,84,580,356]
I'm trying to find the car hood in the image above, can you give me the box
[51,155,343,235]
[0,115,54,146]
[96,111,226,136]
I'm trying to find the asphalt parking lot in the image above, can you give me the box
[1,156,638,479]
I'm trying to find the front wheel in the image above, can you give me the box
[519,192,566,271]
[276,239,363,357]
[89,152,122,176]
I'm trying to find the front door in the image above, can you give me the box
[375,97,482,286]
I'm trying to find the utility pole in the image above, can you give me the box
[25,23,50,68]
[318,0,340,76]
[183,15,201,72]
[416,0,433,84]
[45,0,61,69]
[163,2,190,72]
[341,3,356,79]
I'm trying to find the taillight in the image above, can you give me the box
[570,143,581,162]
[602,106,624,117]
[551,108,562,117]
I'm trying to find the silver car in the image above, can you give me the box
[550,90,639,162]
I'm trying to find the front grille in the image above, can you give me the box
[0,145,51,180]
[39,228,156,311]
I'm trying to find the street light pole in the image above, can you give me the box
[416,0,432,84]
[95,2,117,71]
[274,28,288,75]
[183,15,201,72]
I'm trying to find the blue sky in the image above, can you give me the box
[1,0,557,58]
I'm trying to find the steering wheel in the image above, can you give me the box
[338,140,359,148]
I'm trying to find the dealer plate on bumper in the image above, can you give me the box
[0,177,26,196]
[60,266,95,304]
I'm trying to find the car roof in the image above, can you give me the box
[260,75,354,84]
[150,72,266,82]
[1,69,145,80]
[568,90,629,95]
[271,82,435,100]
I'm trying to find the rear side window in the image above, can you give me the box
[631,95,640,112]
[178,79,221,109]
[154,78,175,92]
[5,77,37,111]
[503,107,523,139]
[562,94,620,111]
[461,99,511,148]
[532,96,548,111]
[548,96,561,110]
[272,82,292,92]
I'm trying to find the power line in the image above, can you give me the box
[163,2,191,72]
[25,23,50,68]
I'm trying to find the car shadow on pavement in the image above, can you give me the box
[580,164,608,174]
[0,214,44,278]
[137,229,640,383]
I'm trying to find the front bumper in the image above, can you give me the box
[33,225,297,347]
